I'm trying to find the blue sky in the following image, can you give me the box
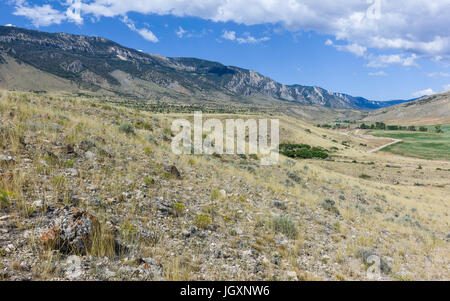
[2,0,450,101]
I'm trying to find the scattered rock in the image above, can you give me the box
[0,215,14,221]
[32,200,44,210]
[4,243,15,253]
[214,250,222,258]
[65,255,83,280]
[219,189,227,199]
[79,140,96,151]
[67,168,79,177]
[0,154,14,164]
[85,151,96,160]
[170,165,181,179]
[286,271,298,281]
[189,226,198,234]
[66,144,75,154]
[157,203,176,216]
[287,172,301,184]
[273,200,287,210]
[40,207,99,254]
[139,257,163,279]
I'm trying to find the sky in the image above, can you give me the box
[1,0,450,101]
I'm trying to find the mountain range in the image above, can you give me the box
[0,25,414,111]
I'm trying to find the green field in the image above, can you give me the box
[369,124,450,161]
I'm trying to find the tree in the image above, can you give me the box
[360,123,370,129]
[387,125,399,131]
[375,122,386,130]
[435,125,443,133]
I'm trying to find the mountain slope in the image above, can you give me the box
[363,91,450,125]
[0,54,82,93]
[0,25,409,110]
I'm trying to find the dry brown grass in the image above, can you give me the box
[0,90,448,280]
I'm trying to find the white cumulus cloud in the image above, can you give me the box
[13,3,66,27]
[222,30,269,44]
[10,0,450,64]
[368,71,387,76]
[426,72,450,78]
[412,88,435,97]
[176,26,187,38]
[122,16,158,43]
[366,54,418,68]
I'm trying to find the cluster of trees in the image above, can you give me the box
[359,123,444,133]
[316,123,350,129]
[279,143,329,159]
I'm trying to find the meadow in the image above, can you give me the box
[369,124,450,161]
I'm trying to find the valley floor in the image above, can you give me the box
[0,91,449,281]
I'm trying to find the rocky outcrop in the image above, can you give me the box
[0,25,413,110]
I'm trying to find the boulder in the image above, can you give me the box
[40,207,99,254]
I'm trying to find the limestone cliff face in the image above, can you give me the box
[0,25,409,109]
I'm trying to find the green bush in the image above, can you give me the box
[272,216,297,239]
[279,143,329,159]
[194,214,212,229]
[119,122,135,135]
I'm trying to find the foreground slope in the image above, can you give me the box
[0,26,408,110]
[0,91,448,281]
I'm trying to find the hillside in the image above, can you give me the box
[363,91,450,125]
[0,26,409,111]
[0,90,449,281]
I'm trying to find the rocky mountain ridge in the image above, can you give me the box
[0,26,410,110]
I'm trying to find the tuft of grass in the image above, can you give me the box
[194,214,212,229]
[51,176,66,188]
[144,146,152,155]
[0,189,13,209]
[210,189,220,201]
[144,177,155,185]
[63,160,74,168]
[272,216,298,239]
[89,221,117,257]
[163,128,172,136]
[173,203,186,216]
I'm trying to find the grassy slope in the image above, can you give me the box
[369,125,450,161]
[0,91,449,281]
